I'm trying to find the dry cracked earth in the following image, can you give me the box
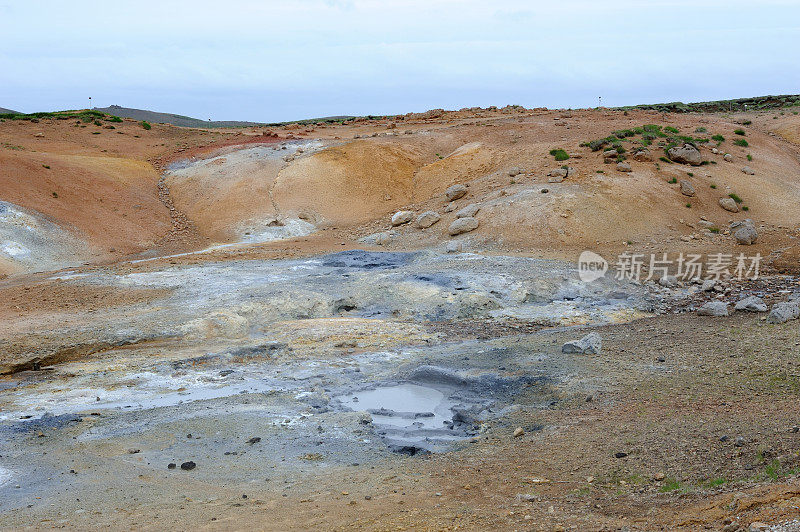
[1,105,800,531]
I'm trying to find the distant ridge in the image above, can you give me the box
[0,107,18,114]
[92,105,263,129]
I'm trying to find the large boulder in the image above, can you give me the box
[448,217,479,236]
[732,220,758,245]
[767,301,800,324]
[734,296,768,312]
[697,301,729,317]
[632,148,652,162]
[617,161,632,172]
[562,333,602,355]
[455,203,481,219]
[667,143,703,166]
[679,180,696,196]
[391,210,414,226]
[719,197,740,213]
[445,184,468,201]
[415,211,441,229]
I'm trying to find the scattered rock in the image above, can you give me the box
[547,167,570,182]
[246,437,261,444]
[180,461,196,471]
[391,211,414,226]
[732,220,758,245]
[415,211,441,229]
[701,279,716,292]
[734,436,746,447]
[723,153,733,162]
[679,180,696,197]
[667,143,703,166]
[718,197,740,213]
[561,333,602,355]
[734,296,768,312]
[167,463,176,469]
[455,203,480,219]
[513,427,524,438]
[616,161,632,172]
[445,184,468,201]
[632,149,652,162]
[653,472,666,481]
[448,217,479,236]
[375,232,392,246]
[741,166,755,175]
[508,167,521,177]
[697,301,729,317]
[658,275,679,288]
[767,301,800,323]
[614,452,628,459]
[445,240,463,253]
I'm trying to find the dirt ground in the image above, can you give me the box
[1,106,800,530]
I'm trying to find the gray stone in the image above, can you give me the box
[741,166,755,175]
[616,161,632,172]
[723,153,733,162]
[415,211,441,229]
[701,279,716,291]
[767,301,800,324]
[679,180,696,196]
[547,167,570,182]
[391,210,414,226]
[445,184,468,201]
[508,167,521,177]
[734,296,768,312]
[448,217,479,235]
[445,240,463,253]
[631,149,652,162]
[375,232,392,246]
[658,275,679,288]
[719,197,739,213]
[562,332,602,355]
[455,203,481,219]
[733,224,758,245]
[697,301,729,317]
[667,143,703,166]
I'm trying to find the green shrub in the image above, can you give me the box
[747,154,753,161]
[659,156,672,163]
[668,177,677,184]
[742,206,749,211]
[109,116,123,123]
[734,129,745,136]
[742,120,752,125]
[712,134,725,142]
[549,148,569,161]
[729,193,743,203]
[140,121,151,130]
[710,184,717,189]
[664,126,680,134]
[734,139,749,147]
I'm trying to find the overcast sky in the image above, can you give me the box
[1,0,799,122]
